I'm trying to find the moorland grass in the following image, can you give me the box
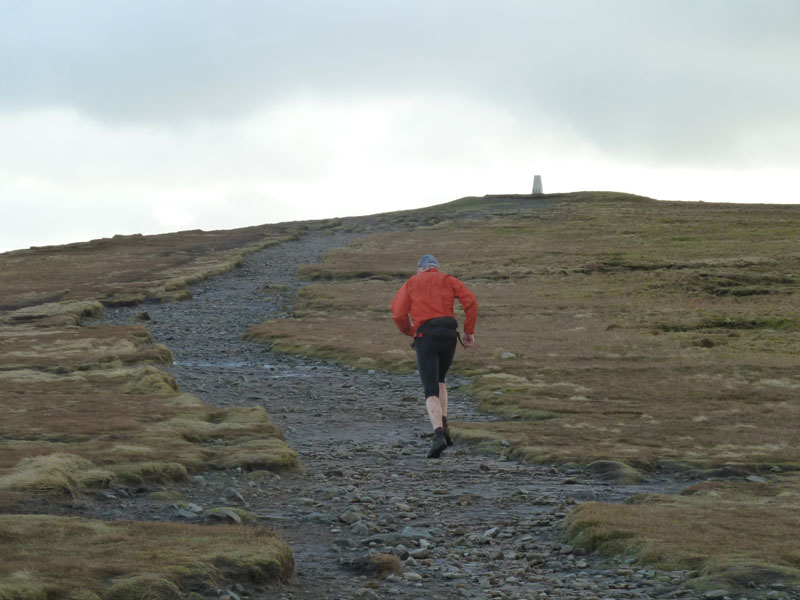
[565,473,800,590]
[244,192,800,588]
[0,224,298,310]
[0,341,298,495]
[0,321,173,369]
[0,224,310,592]
[0,515,293,599]
[0,224,306,495]
[247,194,800,468]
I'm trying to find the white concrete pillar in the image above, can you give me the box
[532,175,543,196]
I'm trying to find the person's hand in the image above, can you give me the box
[463,333,475,348]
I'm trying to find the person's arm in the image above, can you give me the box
[452,277,478,336]
[390,282,414,336]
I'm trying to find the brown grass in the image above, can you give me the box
[244,192,800,587]
[0,515,293,598]
[0,370,297,494]
[247,195,800,469]
[0,322,172,369]
[0,224,310,498]
[342,553,403,579]
[0,225,299,311]
[566,472,800,589]
[0,223,312,598]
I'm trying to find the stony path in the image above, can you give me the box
[103,229,709,600]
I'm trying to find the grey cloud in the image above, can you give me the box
[1,0,798,166]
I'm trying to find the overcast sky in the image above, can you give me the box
[1,0,799,252]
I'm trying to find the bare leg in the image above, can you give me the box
[439,383,448,419]
[425,394,448,458]
[439,383,454,446]
[426,396,443,430]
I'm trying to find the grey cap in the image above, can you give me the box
[418,254,439,270]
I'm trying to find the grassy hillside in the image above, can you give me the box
[0,223,305,598]
[245,192,800,589]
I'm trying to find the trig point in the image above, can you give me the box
[532,175,543,196]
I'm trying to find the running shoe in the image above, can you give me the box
[426,435,447,459]
[443,425,454,447]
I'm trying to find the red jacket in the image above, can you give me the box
[391,268,478,337]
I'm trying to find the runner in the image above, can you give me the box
[391,254,478,458]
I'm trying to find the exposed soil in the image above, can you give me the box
[85,224,715,600]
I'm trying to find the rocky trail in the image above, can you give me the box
[96,228,710,600]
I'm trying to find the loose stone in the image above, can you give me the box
[350,521,370,535]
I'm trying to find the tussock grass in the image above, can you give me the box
[0,365,178,396]
[244,192,800,587]
[0,322,172,370]
[0,379,298,495]
[148,490,184,502]
[0,223,317,594]
[0,454,112,496]
[565,473,800,589]
[0,300,105,327]
[342,553,403,578]
[0,515,293,598]
[0,225,306,497]
[209,438,300,472]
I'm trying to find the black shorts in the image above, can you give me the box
[414,317,458,398]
